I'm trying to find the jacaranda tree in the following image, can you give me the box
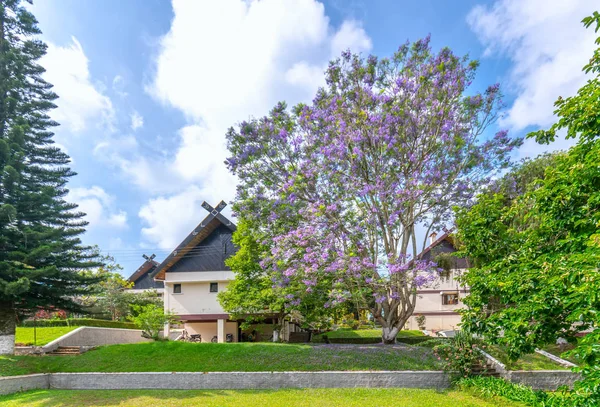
[226,36,520,343]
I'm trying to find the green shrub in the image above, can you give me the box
[20,318,136,329]
[416,338,449,348]
[415,315,426,330]
[396,336,434,345]
[327,337,381,344]
[433,330,488,379]
[129,304,176,341]
[458,376,577,407]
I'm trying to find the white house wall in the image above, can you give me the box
[164,281,229,315]
[165,271,235,283]
[409,268,469,331]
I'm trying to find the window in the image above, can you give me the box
[173,284,182,294]
[210,282,218,293]
[442,293,459,305]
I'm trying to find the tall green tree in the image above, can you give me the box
[218,218,344,340]
[0,0,99,355]
[456,13,600,404]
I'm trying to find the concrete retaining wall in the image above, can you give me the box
[42,327,152,352]
[49,371,450,390]
[0,370,581,396]
[503,370,581,391]
[0,374,49,395]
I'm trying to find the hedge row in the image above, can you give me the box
[321,335,435,345]
[20,318,136,329]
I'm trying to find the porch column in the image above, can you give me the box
[163,283,170,339]
[217,319,226,343]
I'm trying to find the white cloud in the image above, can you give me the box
[467,0,596,156]
[139,0,372,246]
[131,111,144,130]
[330,20,372,58]
[67,186,128,229]
[41,37,114,133]
[112,75,128,98]
[139,186,223,249]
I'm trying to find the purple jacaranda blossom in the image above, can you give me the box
[225,36,521,342]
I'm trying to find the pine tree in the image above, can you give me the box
[0,0,100,355]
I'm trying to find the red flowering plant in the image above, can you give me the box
[433,330,488,379]
[33,307,68,320]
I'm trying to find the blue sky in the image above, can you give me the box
[29,0,597,276]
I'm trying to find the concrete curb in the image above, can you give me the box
[478,349,506,374]
[535,349,578,368]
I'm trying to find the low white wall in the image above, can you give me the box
[48,371,450,390]
[0,334,15,355]
[504,370,581,391]
[43,327,152,352]
[0,370,582,396]
[0,374,49,395]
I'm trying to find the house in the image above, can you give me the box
[146,200,240,343]
[406,231,470,332]
[143,198,466,338]
[127,254,164,296]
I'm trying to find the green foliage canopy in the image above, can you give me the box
[456,13,600,404]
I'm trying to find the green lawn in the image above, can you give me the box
[487,345,568,370]
[325,328,424,339]
[0,389,526,407]
[0,341,441,376]
[15,327,78,346]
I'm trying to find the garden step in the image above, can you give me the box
[48,346,81,356]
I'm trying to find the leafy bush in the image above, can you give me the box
[458,376,579,407]
[415,315,426,330]
[396,336,434,345]
[325,337,381,344]
[433,330,488,379]
[20,318,136,329]
[33,309,67,320]
[416,338,449,348]
[129,304,176,341]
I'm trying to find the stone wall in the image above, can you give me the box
[503,370,581,391]
[0,370,581,396]
[0,374,49,395]
[49,371,450,390]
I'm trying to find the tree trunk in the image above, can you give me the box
[382,325,399,344]
[0,302,16,355]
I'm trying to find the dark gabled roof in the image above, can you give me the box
[417,230,454,260]
[151,201,237,281]
[417,230,470,269]
[128,258,160,283]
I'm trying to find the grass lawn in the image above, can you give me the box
[487,345,568,370]
[15,327,78,346]
[325,328,424,339]
[0,389,526,407]
[0,341,441,376]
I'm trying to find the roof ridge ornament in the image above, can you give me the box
[202,200,227,217]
